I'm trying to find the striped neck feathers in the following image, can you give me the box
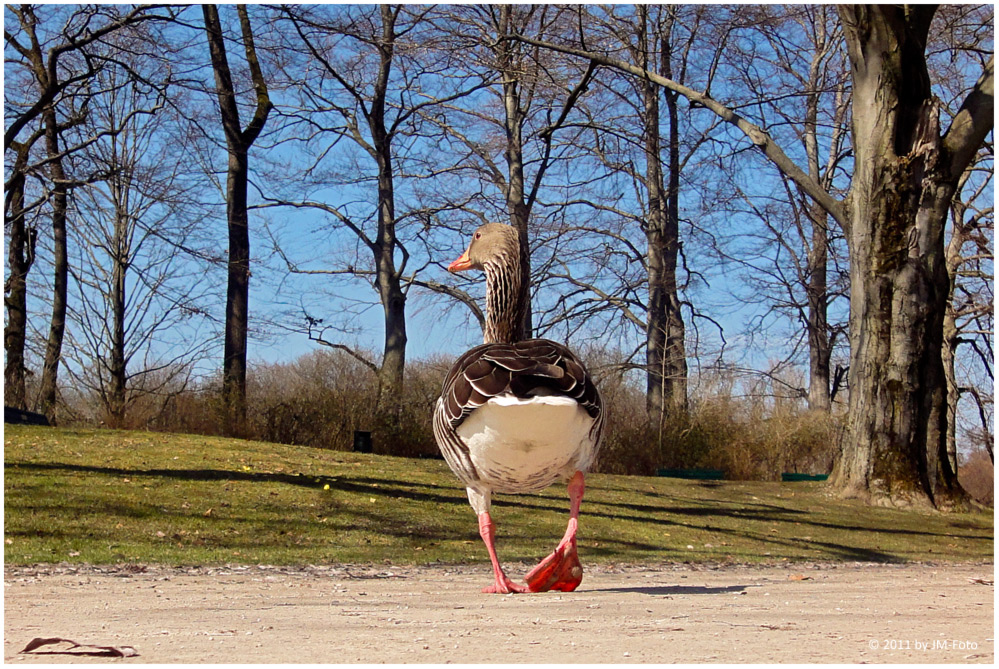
[483,251,524,345]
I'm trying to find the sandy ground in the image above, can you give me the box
[3,561,994,664]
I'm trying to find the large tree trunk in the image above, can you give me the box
[38,107,70,422]
[4,143,37,410]
[203,4,271,437]
[831,5,989,507]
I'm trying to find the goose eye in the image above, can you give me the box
[474,232,481,239]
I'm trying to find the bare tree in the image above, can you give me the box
[61,55,214,427]
[264,5,491,429]
[719,5,852,412]
[202,4,272,436]
[943,161,993,467]
[415,5,598,342]
[4,3,173,418]
[832,6,992,507]
[572,5,722,421]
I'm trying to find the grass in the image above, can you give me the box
[3,425,993,567]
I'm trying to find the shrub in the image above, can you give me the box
[959,448,994,505]
[49,347,842,480]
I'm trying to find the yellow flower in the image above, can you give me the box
[323,484,330,491]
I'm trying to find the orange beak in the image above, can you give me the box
[448,249,473,273]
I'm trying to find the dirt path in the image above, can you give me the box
[4,562,993,664]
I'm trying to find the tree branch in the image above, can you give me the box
[506,33,849,231]
[942,56,994,181]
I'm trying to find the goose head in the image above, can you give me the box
[448,223,520,274]
[448,223,525,344]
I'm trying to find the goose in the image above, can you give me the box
[433,223,603,594]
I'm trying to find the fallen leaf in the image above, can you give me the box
[789,573,811,581]
[20,637,138,658]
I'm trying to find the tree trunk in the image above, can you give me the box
[369,5,407,428]
[661,37,689,418]
[108,208,129,427]
[222,147,251,436]
[203,4,271,437]
[498,5,533,340]
[806,202,832,412]
[372,135,407,424]
[832,5,985,507]
[38,107,70,422]
[941,266,961,476]
[4,143,37,411]
[802,42,833,412]
[641,7,687,422]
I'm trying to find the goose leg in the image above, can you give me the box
[478,513,528,594]
[525,470,585,592]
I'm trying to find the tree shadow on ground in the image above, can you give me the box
[8,461,989,565]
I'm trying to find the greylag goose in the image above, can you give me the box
[433,223,603,593]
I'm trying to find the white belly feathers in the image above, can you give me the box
[456,393,598,493]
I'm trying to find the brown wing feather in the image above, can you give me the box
[437,338,602,432]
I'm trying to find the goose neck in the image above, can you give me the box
[483,259,523,345]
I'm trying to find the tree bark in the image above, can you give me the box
[831,5,992,507]
[203,4,272,437]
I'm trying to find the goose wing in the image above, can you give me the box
[437,339,602,432]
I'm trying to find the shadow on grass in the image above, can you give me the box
[8,461,988,565]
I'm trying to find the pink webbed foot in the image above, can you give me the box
[477,511,528,594]
[526,471,586,593]
[482,574,529,594]
[524,538,583,592]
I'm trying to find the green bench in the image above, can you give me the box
[781,473,829,482]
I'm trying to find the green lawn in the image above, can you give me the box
[3,425,993,567]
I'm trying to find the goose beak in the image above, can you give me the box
[448,250,473,273]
